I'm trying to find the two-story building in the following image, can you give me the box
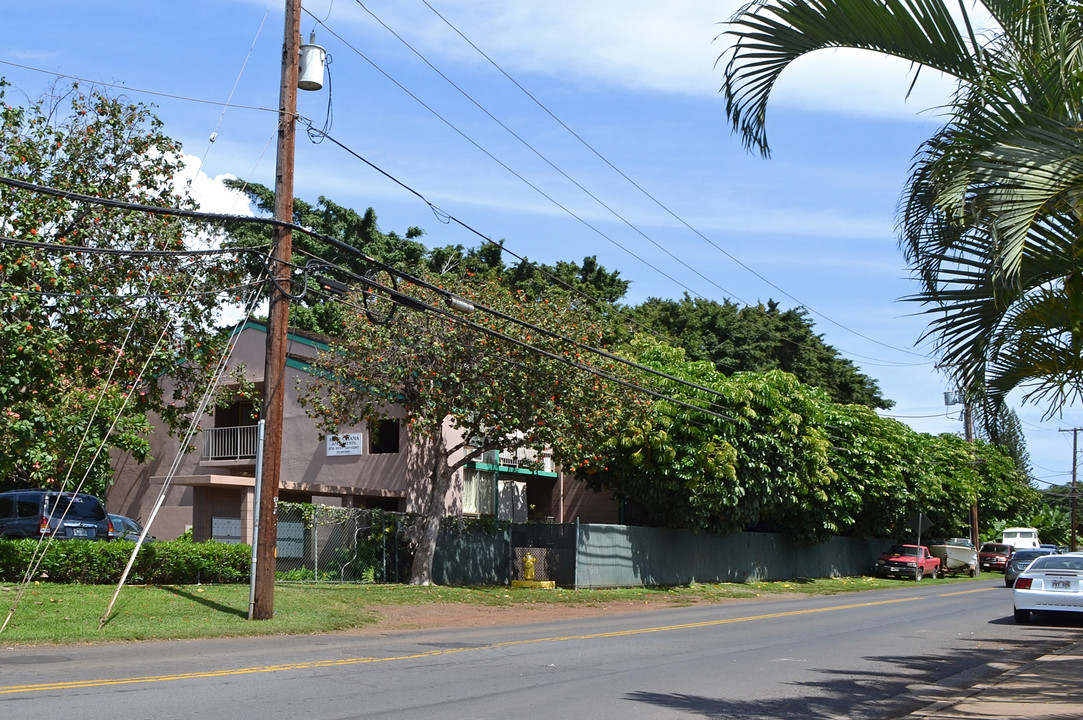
[108,321,618,541]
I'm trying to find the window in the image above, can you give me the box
[463,468,495,516]
[215,399,259,427]
[369,419,400,454]
[16,496,39,518]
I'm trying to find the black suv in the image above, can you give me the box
[0,489,115,540]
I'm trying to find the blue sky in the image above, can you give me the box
[5,0,1081,493]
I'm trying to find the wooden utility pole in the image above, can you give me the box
[252,0,301,621]
[1060,428,1080,552]
[963,400,979,550]
[939,376,980,550]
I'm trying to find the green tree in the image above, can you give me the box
[973,395,1032,475]
[584,335,840,542]
[419,242,631,310]
[971,438,1041,530]
[719,0,1083,412]
[299,270,647,584]
[585,335,1037,542]
[0,80,244,496]
[981,506,1070,546]
[631,295,891,408]
[821,403,925,538]
[503,254,631,305]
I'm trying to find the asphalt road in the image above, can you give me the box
[2,578,1079,719]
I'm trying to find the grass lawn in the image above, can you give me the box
[0,574,982,645]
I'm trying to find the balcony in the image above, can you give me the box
[202,425,259,462]
[478,447,555,473]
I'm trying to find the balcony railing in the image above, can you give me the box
[479,447,554,473]
[202,425,259,461]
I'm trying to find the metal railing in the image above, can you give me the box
[202,425,260,461]
[479,447,555,472]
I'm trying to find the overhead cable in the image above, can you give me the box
[1,174,738,416]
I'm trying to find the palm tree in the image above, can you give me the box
[720,0,1083,412]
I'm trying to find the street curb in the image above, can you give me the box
[903,639,1083,718]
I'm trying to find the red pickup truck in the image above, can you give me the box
[874,544,941,581]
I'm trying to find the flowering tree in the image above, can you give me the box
[0,80,245,496]
[300,270,647,584]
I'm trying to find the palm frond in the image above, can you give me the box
[720,0,990,155]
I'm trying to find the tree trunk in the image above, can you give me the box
[408,426,454,585]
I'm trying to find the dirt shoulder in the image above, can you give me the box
[352,594,771,635]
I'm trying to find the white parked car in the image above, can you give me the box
[1012,552,1083,623]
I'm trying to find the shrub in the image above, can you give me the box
[0,538,251,584]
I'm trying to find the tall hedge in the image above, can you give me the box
[0,539,251,584]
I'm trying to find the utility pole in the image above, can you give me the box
[1060,428,1080,553]
[962,399,979,550]
[943,385,980,549]
[252,0,301,621]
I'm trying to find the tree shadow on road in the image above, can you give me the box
[624,626,1071,719]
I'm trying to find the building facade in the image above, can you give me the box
[108,322,618,541]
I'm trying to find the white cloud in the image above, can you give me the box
[177,155,255,217]
[175,155,263,325]
[363,0,958,120]
[771,50,956,122]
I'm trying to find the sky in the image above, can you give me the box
[4,0,1082,494]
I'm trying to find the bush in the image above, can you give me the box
[0,538,251,584]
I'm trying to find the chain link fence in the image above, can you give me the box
[275,503,417,583]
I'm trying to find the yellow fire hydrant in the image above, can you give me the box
[523,552,536,581]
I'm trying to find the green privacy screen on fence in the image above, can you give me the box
[275,503,886,588]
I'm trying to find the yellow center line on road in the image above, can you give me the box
[939,586,999,598]
[0,594,925,696]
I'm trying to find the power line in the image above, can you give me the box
[306,276,737,424]
[0,59,281,116]
[379,1,932,362]
[299,120,925,404]
[302,10,701,298]
[0,281,268,301]
[0,175,741,418]
[290,248,742,420]
[347,1,749,303]
[0,235,270,258]
[3,48,930,378]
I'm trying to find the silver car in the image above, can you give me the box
[107,514,154,542]
[1004,547,1057,587]
[1012,552,1083,623]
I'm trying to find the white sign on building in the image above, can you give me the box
[326,433,363,456]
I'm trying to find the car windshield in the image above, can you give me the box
[887,545,915,555]
[1028,556,1083,571]
[1012,551,1048,564]
[981,544,1010,554]
[48,493,105,522]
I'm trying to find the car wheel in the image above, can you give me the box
[1005,578,1013,588]
[914,568,924,582]
[929,566,938,580]
[1014,608,1030,623]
